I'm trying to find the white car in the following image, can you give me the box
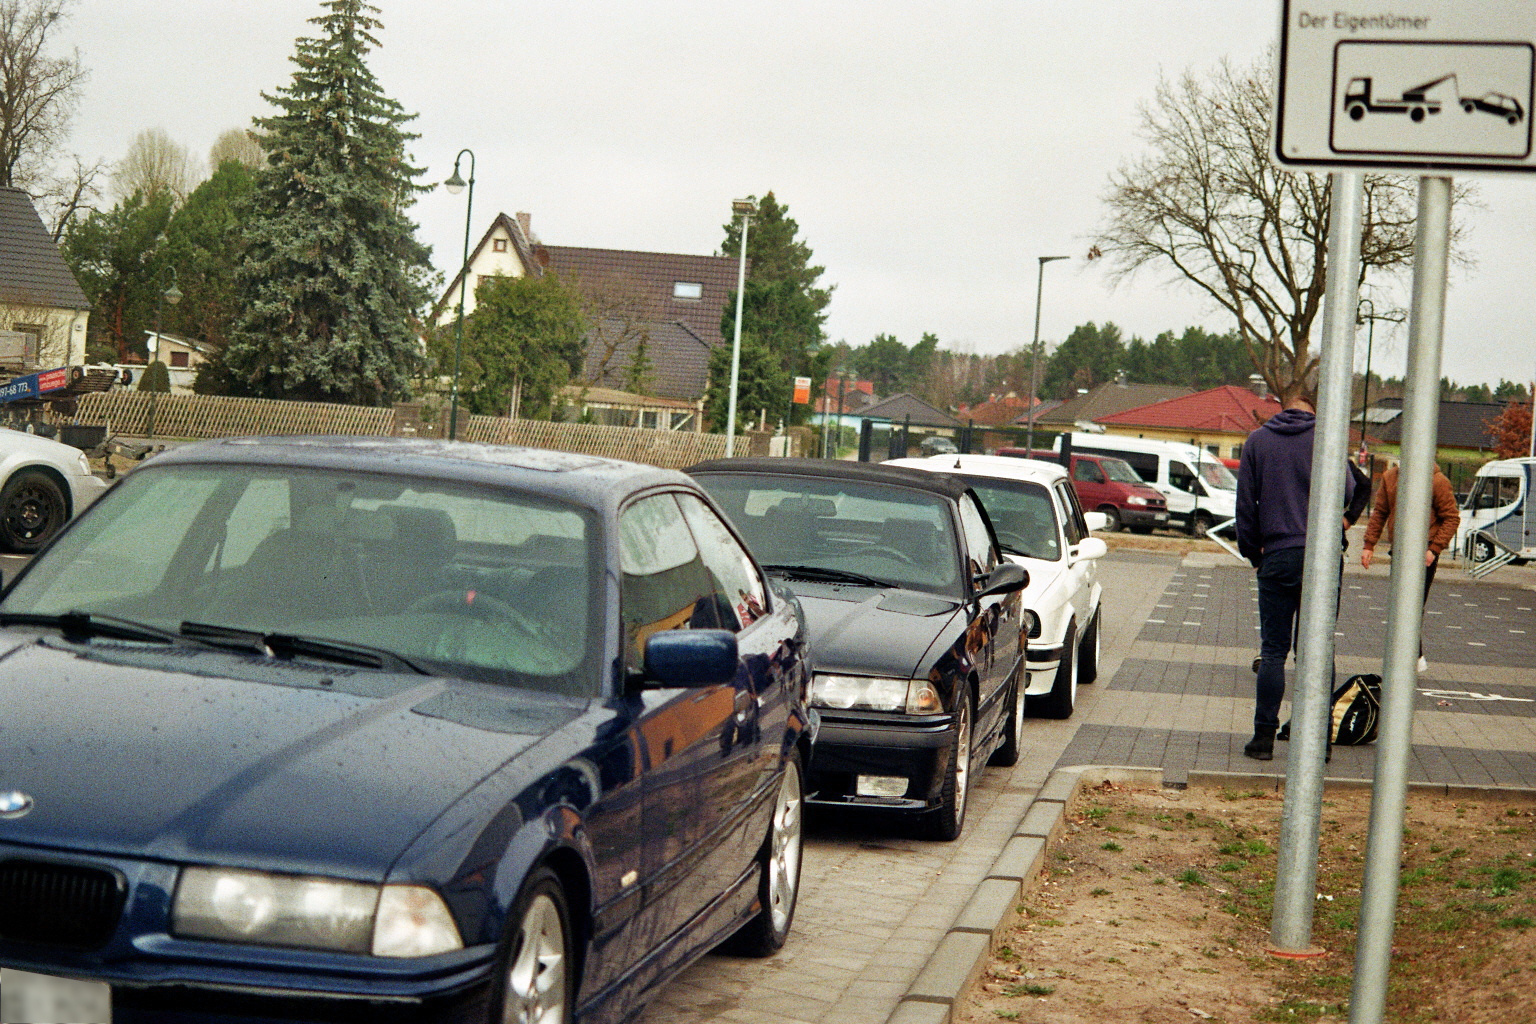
[0,427,110,553]
[887,454,1106,719]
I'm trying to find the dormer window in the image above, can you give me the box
[673,281,703,300]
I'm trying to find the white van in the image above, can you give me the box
[1457,457,1534,563]
[1053,432,1238,536]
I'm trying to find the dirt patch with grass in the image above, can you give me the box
[958,782,1536,1024]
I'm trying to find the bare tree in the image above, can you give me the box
[114,127,204,204]
[1092,53,1462,403]
[208,127,264,170]
[0,0,86,189]
[34,150,102,238]
[564,270,663,393]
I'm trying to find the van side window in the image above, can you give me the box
[1169,461,1196,492]
[1074,459,1104,484]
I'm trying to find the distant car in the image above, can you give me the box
[688,457,1030,841]
[889,454,1106,719]
[919,436,958,456]
[0,426,109,553]
[0,437,812,1024]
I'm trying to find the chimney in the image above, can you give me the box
[1249,374,1269,398]
[516,212,532,240]
[1114,369,1127,386]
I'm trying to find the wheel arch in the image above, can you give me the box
[537,844,592,992]
[4,462,75,520]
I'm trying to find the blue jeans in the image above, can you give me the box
[1254,546,1339,734]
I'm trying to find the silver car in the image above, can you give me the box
[0,427,109,553]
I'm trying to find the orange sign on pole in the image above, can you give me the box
[792,376,812,404]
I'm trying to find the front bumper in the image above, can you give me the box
[1119,507,1168,529]
[804,710,957,811]
[1023,642,1064,696]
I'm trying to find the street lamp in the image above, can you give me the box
[1024,255,1068,455]
[1355,299,1402,464]
[443,149,476,441]
[724,198,756,457]
[152,266,182,366]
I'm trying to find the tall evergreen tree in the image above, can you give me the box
[215,0,432,405]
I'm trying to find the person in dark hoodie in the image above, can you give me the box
[1235,389,1361,761]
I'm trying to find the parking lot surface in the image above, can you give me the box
[637,544,1536,1024]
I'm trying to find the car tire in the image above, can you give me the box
[0,469,68,554]
[494,867,574,1024]
[988,670,1027,767]
[722,753,804,956]
[1029,625,1076,720]
[1099,507,1121,533]
[920,690,972,841]
[1191,513,1213,538]
[1078,611,1101,685]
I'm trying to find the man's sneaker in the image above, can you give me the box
[1417,655,1429,673]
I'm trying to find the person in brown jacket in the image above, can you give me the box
[1359,461,1461,671]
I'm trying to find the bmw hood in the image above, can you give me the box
[0,635,582,879]
[790,583,962,679]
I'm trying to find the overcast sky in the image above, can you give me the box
[54,0,1536,390]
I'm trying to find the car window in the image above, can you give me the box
[691,473,962,595]
[618,494,735,675]
[1074,459,1104,484]
[676,492,767,630]
[1169,460,1197,493]
[1057,481,1088,544]
[3,463,601,695]
[959,476,1060,562]
[957,494,998,580]
[1100,457,1144,484]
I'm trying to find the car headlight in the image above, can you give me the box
[1023,609,1042,639]
[812,673,940,713]
[173,868,462,957]
[1126,495,1148,506]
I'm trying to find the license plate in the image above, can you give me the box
[0,968,110,1024]
[1154,513,1168,521]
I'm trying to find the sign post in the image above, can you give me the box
[1272,7,1536,1017]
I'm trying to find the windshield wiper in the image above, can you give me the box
[1,610,190,646]
[762,564,894,589]
[180,621,429,675]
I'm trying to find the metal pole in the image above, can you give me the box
[1024,256,1067,455]
[1270,172,1362,953]
[446,149,475,442]
[1349,176,1452,1024]
[1357,299,1375,460]
[834,372,847,458]
[725,201,754,457]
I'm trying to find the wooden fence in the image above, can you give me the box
[73,391,731,470]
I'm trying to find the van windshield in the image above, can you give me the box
[1100,457,1144,485]
[1197,459,1237,491]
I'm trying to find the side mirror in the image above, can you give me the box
[1083,511,1109,533]
[976,561,1027,598]
[642,629,739,687]
[1072,537,1109,562]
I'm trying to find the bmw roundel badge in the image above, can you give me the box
[0,790,34,818]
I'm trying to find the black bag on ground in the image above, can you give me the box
[1276,673,1382,745]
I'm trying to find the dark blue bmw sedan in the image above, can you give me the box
[0,437,812,1024]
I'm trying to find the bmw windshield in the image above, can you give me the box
[0,463,601,695]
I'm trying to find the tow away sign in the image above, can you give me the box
[1275,2,1536,173]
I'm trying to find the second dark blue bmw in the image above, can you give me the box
[0,437,812,1024]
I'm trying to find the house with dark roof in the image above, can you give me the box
[0,187,91,369]
[1096,384,1283,461]
[855,393,962,429]
[432,213,743,427]
[1369,397,1507,456]
[1032,380,1194,432]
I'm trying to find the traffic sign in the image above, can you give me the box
[1275,2,1536,173]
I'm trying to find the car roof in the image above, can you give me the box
[885,453,1068,485]
[144,436,693,510]
[687,456,973,502]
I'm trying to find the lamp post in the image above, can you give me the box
[147,267,181,440]
[724,198,756,457]
[1024,255,1068,455]
[1355,299,1403,464]
[443,149,476,441]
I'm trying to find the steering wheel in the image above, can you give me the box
[856,544,921,566]
[406,590,542,634]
